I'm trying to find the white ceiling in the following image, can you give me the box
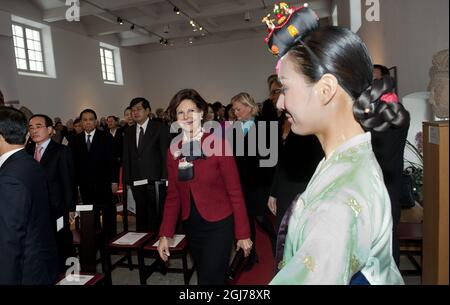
[30,0,333,52]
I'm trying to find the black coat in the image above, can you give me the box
[270,132,324,231]
[228,118,276,215]
[371,123,410,225]
[122,120,171,185]
[0,149,58,284]
[26,140,77,218]
[70,129,119,187]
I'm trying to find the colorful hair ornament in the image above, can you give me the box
[380,93,399,104]
[262,3,320,57]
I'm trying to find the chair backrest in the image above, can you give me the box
[388,66,398,94]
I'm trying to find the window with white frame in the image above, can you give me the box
[12,24,45,73]
[99,42,123,85]
[100,47,116,82]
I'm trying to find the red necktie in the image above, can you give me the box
[34,145,43,162]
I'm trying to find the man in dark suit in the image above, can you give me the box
[70,109,119,240]
[26,114,77,274]
[107,115,123,167]
[372,122,410,267]
[0,107,58,284]
[123,98,170,232]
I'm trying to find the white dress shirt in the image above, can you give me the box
[0,148,24,168]
[136,118,149,148]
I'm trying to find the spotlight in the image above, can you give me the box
[117,17,123,25]
[130,24,135,30]
[173,7,180,14]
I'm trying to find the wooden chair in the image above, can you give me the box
[71,206,109,283]
[397,222,423,276]
[137,234,195,285]
[136,180,195,285]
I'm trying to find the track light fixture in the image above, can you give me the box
[117,17,123,25]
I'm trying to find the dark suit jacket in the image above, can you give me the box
[371,122,410,223]
[26,140,77,219]
[122,120,171,185]
[270,132,324,230]
[159,134,250,240]
[0,149,58,284]
[70,129,119,188]
[227,117,276,215]
[110,129,124,166]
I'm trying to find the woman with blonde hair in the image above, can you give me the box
[227,92,277,278]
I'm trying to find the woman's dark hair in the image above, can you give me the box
[29,114,53,128]
[373,64,390,77]
[167,89,208,122]
[0,106,28,145]
[288,26,409,132]
[354,75,410,132]
[224,104,233,120]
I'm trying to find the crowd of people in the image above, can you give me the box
[0,5,411,286]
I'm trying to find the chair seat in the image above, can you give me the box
[56,273,104,285]
[143,235,188,252]
[397,223,423,241]
[108,231,153,250]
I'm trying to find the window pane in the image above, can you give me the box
[35,61,44,72]
[34,42,41,51]
[13,25,23,37]
[33,30,40,41]
[13,36,24,48]
[107,73,116,81]
[17,47,26,59]
[106,65,114,74]
[25,28,33,39]
[102,71,106,80]
[28,50,35,60]
[29,61,36,71]
[27,39,35,50]
[18,58,27,70]
[35,52,42,62]
[105,50,113,59]
[105,57,114,66]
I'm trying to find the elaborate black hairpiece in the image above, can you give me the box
[263,3,320,58]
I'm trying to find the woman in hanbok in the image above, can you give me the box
[264,4,408,285]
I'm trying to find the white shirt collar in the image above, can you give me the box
[110,128,117,137]
[137,118,150,133]
[36,138,51,150]
[0,148,24,169]
[85,129,96,141]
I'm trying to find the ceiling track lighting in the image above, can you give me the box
[117,17,123,25]
[173,6,180,14]
[130,24,135,30]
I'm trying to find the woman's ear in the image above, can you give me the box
[315,73,338,106]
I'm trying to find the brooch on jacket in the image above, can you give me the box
[174,140,206,181]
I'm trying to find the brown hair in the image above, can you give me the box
[167,89,208,122]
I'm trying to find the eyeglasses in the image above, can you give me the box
[270,89,282,95]
[28,125,47,131]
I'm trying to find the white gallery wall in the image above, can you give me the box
[0,0,448,121]
[139,37,278,110]
[0,0,144,121]
[339,0,449,99]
